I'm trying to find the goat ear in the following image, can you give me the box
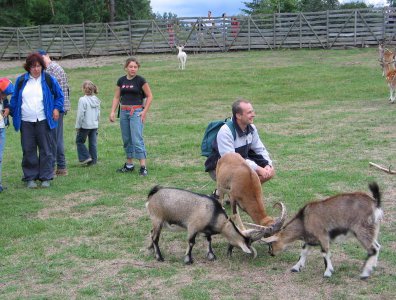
[261,235,279,243]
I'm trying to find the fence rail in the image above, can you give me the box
[1,8,395,60]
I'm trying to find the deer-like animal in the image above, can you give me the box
[382,48,396,103]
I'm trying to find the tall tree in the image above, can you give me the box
[48,0,55,16]
[108,0,115,22]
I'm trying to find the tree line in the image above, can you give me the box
[242,0,395,14]
[1,0,153,27]
[1,0,395,28]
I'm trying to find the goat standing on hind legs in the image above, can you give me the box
[176,45,187,70]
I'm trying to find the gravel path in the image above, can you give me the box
[0,55,125,70]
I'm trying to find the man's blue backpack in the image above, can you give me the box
[201,118,236,157]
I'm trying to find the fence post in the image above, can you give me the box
[273,13,276,48]
[17,29,21,59]
[354,10,357,46]
[105,23,109,55]
[152,20,155,53]
[326,10,329,49]
[299,13,302,49]
[128,15,133,55]
[38,25,42,49]
[82,23,86,57]
[382,8,386,41]
[61,26,64,58]
[248,16,251,51]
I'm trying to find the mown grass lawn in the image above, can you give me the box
[0,48,395,299]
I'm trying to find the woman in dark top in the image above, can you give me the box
[109,57,153,176]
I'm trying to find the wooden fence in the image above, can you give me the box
[1,8,395,60]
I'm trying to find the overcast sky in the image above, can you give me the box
[150,0,388,18]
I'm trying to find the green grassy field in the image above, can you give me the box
[0,48,395,299]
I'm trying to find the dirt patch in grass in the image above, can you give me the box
[37,190,104,219]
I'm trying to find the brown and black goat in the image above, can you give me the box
[146,185,285,264]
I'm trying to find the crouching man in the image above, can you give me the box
[205,99,275,190]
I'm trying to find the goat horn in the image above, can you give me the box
[244,222,270,230]
[272,202,287,231]
[247,202,287,242]
[250,246,257,259]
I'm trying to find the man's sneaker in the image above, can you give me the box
[27,180,38,189]
[117,163,135,173]
[56,168,68,176]
[80,158,93,165]
[139,166,148,176]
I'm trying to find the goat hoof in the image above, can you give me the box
[360,270,371,279]
[227,245,234,257]
[207,253,216,261]
[184,256,193,265]
[323,272,332,278]
[291,268,300,273]
[156,256,164,262]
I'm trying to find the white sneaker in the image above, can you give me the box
[27,180,38,189]
[41,181,50,188]
[80,158,93,165]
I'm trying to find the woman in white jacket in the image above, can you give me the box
[75,80,101,165]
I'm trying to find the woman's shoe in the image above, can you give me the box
[41,181,50,188]
[27,181,38,189]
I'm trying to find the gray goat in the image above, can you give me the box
[263,182,383,279]
[146,185,285,264]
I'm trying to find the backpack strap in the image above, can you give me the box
[17,76,24,92]
[17,72,53,95]
[225,120,236,140]
[44,72,54,95]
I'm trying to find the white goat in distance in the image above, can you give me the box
[176,45,187,70]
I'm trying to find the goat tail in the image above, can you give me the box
[148,185,163,199]
[368,182,381,208]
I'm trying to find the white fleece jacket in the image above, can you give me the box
[75,95,101,129]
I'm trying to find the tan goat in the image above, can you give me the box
[146,185,286,264]
[263,182,383,279]
[216,152,279,231]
